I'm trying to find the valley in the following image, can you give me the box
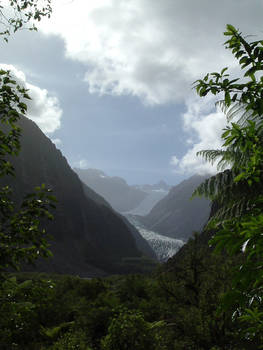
[75,166,211,262]
[0,2,262,348]
[1,115,211,275]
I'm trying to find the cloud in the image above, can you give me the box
[171,96,228,175]
[74,158,90,169]
[0,64,62,133]
[39,0,263,105]
[170,155,179,166]
[51,138,62,147]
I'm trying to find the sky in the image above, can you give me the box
[0,0,263,185]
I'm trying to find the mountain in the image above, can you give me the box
[126,188,169,216]
[75,168,148,212]
[3,116,156,276]
[76,168,171,215]
[133,180,171,192]
[137,175,211,241]
[126,181,170,216]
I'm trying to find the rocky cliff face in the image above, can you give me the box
[3,117,156,276]
[137,175,211,241]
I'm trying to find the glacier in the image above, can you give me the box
[126,215,185,262]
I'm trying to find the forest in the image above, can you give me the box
[0,2,263,349]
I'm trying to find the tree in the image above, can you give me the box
[0,0,52,41]
[0,1,55,274]
[0,3,56,347]
[101,308,165,350]
[193,24,263,345]
[0,70,56,273]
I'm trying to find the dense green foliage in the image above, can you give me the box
[193,24,263,345]
[1,238,259,350]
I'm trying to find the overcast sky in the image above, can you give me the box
[1,0,263,185]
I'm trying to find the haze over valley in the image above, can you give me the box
[2,115,211,272]
[75,166,210,261]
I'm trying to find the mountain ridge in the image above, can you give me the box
[2,116,156,276]
[136,174,211,241]
[75,167,171,215]
[75,168,148,212]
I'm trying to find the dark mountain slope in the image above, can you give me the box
[3,116,155,275]
[80,182,157,260]
[137,175,211,241]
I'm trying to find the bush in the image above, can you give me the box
[101,308,164,350]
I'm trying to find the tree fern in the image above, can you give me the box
[216,101,254,126]
[193,117,263,222]
[193,24,263,341]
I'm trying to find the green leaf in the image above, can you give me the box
[220,67,228,75]
[225,91,231,106]
[226,24,238,33]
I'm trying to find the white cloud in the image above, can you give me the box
[171,96,228,175]
[170,155,179,166]
[0,64,62,133]
[39,0,263,105]
[74,159,90,169]
[51,138,62,147]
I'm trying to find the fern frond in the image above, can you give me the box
[195,166,263,224]
[194,97,263,223]
[197,146,252,172]
[206,196,255,225]
[192,170,233,199]
[216,100,254,126]
[196,149,226,165]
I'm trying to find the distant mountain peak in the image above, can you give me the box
[75,168,107,178]
[74,168,147,213]
[133,180,171,192]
